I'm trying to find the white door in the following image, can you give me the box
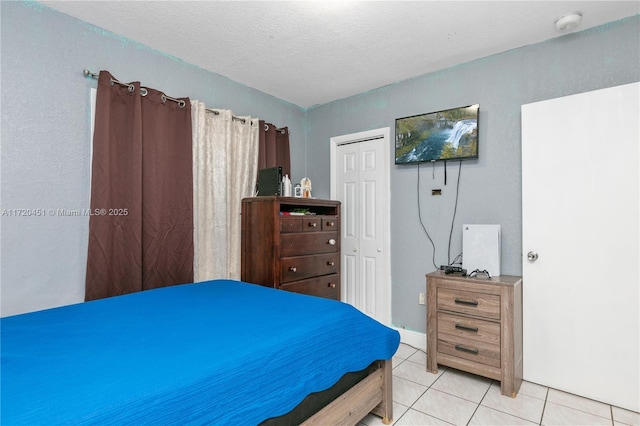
[521,82,639,412]
[331,128,391,326]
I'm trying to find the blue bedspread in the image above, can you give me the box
[1,280,399,425]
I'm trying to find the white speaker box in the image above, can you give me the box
[462,224,501,277]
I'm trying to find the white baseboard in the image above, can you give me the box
[394,327,426,351]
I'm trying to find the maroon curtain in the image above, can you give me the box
[85,71,193,301]
[258,121,290,178]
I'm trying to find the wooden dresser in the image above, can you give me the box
[426,271,523,397]
[241,196,341,300]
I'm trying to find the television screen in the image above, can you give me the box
[395,104,479,164]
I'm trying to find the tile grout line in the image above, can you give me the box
[465,379,495,425]
[609,405,613,426]
[544,388,618,423]
[539,386,550,425]
[400,362,458,425]
[475,381,543,425]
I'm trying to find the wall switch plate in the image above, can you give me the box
[419,292,426,305]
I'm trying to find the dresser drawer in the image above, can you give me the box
[302,217,322,232]
[437,288,501,320]
[437,312,500,346]
[322,216,338,231]
[281,253,339,283]
[281,274,340,300]
[280,232,339,257]
[280,217,302,233]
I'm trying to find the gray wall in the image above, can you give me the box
[1,1,638,331]
[306,16,639,333]
[0,2,306,316]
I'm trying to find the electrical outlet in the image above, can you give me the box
[419,292,426,305]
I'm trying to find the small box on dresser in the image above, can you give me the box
[426,271,523,397]
[241,196,341,300]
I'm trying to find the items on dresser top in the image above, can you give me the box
[257,166,283,196]
[426,271,523,397]
[241,197,341,300]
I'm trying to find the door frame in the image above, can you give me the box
[330,127,391,326]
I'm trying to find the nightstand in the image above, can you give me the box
[426,271,523,397]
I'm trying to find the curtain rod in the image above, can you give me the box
[204,109,287,133]
[84,69,287,133]
[83,69,187,108]
[204,107,245,124]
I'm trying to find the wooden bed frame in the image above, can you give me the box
[304,359,393,425]
[262,359,393,425]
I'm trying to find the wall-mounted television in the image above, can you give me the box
[395,104,479,164]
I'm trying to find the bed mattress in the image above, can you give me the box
[1,280,399,425]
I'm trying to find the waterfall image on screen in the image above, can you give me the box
[395,104,479,164]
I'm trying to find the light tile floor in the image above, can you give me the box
[359,344,640,426]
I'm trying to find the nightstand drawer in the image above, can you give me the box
[437,288,500,319]
[437,336,501,368]
[280,253,339,283]
[437,312,500,346]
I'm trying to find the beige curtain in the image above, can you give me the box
[191,101,259,281]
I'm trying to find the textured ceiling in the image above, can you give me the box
[42,1,639,109]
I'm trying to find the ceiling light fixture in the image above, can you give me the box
[555,12,583,33]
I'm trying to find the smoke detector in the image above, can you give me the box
[555,12,583,32]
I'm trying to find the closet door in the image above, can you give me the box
[331,128,391,326]
[521,82,639,412]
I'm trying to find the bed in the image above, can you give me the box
[1,279,400,425]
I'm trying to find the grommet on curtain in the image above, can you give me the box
[109,78,115,87]
[178,100,186,108]
[264,124,269,131]
[140,88,148,97]
[161,94,167,104]
[127,84,134,93]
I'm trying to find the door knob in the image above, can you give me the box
[353,248,357,252]
[377,247,382,252]
[527,251,539,261]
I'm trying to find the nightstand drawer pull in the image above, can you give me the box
[289,267,297,272]
[327,261,335,266]
[455,344,479,355]
[308,222,317,228]
[455,324,479,333]
[454,298,478,306]
[328,282,336,288]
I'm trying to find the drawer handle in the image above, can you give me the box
[308,222,317,228]
[326,221,334,226]
[455,324,479,333]
[455,344,479,355]
[289,267,297,272]
[328,283,336,288]
[454,298,478,306]
[327,261,335,266]
[328,239,336,246]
